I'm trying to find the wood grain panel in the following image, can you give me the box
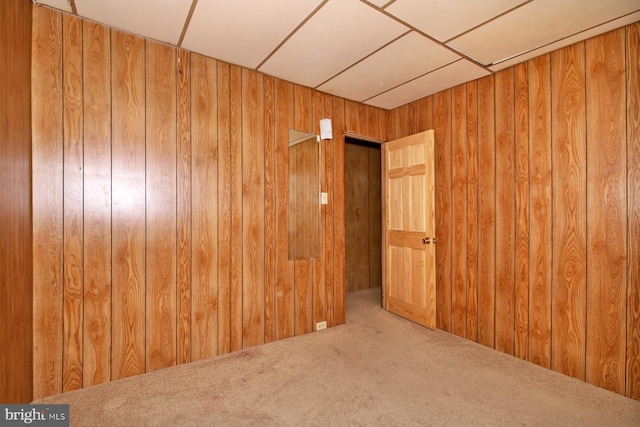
[379,108,390,142]
[61,13,84,391]
[294,85,313,133]
[494,68,515,356]
[466,81,478,342]
[217,61,232,355]
[477,75,496,349]
[333,96,347,325]
[417,96,433,133]
[551,42,587,380]
[295,260,313,335]
[32,5,63,400]
[191,53,218,360]
[275,78,295,339]
[369,145,382,290]
[408,101,418,135]
[514,62,530,361]
[627,22,640,401]
[176,49,192,364]
[585,28,627,394]
[1,0,33,403]
[145,40,177,372]
[0,4,9,393]
[111,29,145,380]
[229,64,243,351]
[345,99,361,135]
[264,75,276,343]
[313,90,326,329]
[242,68,265,347]
[433,89,452,332]
[26,5,416,400]
[82,21,111,387]
[394,104,410,138]
[385,22,640,401]
[528,54,552,368]
[324,95,336,326]
[345,142,370,293]
[366,105,379,139]
[451,84,467,338]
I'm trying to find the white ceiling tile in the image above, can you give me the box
[36,0,72,13]
[489,11,640,71]
[182,0,323,69]
[365,59,489,109]
[366,0,392,7]
[259,0,408,88]
[449,0,639,66]
[74,0,192,45]
[318,32,461,102]
[386,0,527,42]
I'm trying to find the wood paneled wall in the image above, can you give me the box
[30,6,389,399]
[390,23,640,400]
[0,0,33,404]
[345,140,382,293]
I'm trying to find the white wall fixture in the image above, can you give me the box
[320,118,333,140]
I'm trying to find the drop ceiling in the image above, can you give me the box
[37,0,639,110]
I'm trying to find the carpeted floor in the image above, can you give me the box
[35,287,640,426]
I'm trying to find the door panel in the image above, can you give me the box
[383,130,436,329]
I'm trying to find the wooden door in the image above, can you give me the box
[382,130,436,329]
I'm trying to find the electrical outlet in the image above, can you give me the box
[316,321,327,331]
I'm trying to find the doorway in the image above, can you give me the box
[344,137,382,302]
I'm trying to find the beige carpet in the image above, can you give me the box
[35,287,640,426]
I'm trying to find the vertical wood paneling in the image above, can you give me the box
[324,95,335,326]
[293,84,313,335]
[176,49,192,364]
[28,6,392,401]
[528,54,552,368]
[345,99,361,135]
[32,5,63,400]
[369,146,382,290]
[514,62,530,361]
[477,75,496,348]
[229,64,243,351]
[417,96,433,133]
[145,40,177,372]
[551,43,587,380]
[585,28,627,394]
[627,22,640,401]
[313,91,327,328]
[451,84,467,338]
[242,68,265,347]
[191,54,218,360]
[333,96,347,325]
[434,89,452,332]
[275,79,295,339]
[2,0,32,403]
[366,105,379,138]
[111,29,145,380]
[264,75,276,342]
[345,142,370,293]
[217,61,232,355]
[82,21,111,387]
[28,9,639,402]
[61,13,84,391]
[385,25,638,401]
[494,68,516,356]
[466,81,478,342]
[394,104,410,138]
